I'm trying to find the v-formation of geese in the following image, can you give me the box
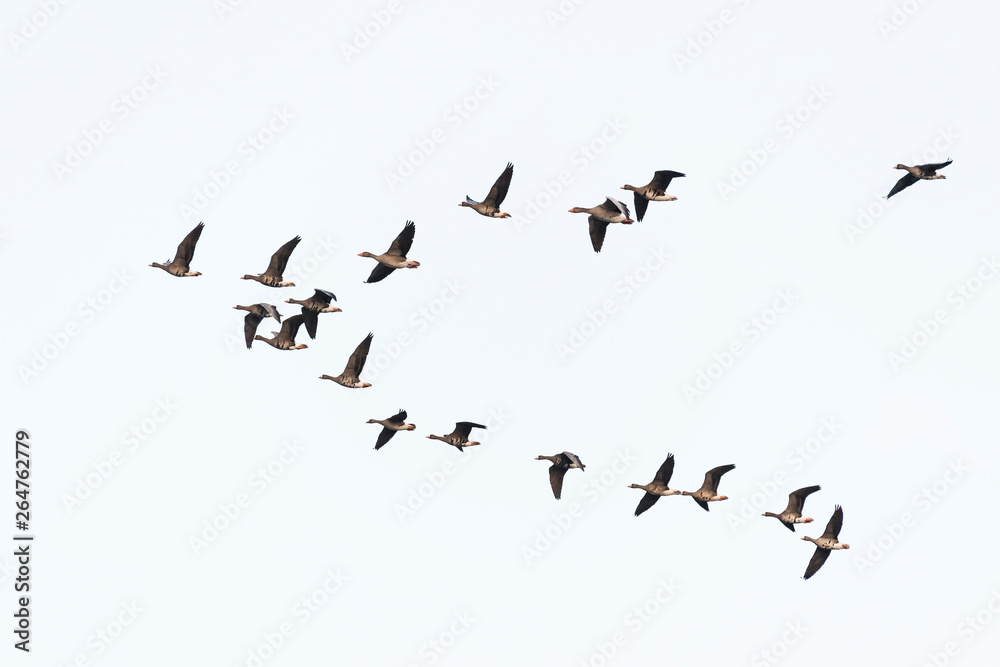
[149,155,944,580]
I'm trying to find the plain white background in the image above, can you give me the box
[4,0,1000,665]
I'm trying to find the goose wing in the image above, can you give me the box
[387,221,415,257]
[822,505,844,540]
[388,409,407,424]
[921,159,952,173]
[343,333,374,378]
[279,314,305,344]
[450,421,486,440]
[785,485,821,514]
[483,163,513,207]
[634,492,661,517]
[264,236,301,278]
[600,196,631,219]
[548,465,568,499]
[648,170,685,191]
[588,216,609,253]
[374,427,396,450]
[173,222,205,268]
[700,464,736,494]
[803,546,831,580]
[652,453,675,487]
[312,289,336,305]
[243,312,263,349]
[301,309,319,339]
[633,192,650,223]
[366,263,396,284]
[260,303,282,322]
[887,173,918,198]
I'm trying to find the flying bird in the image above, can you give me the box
[568,197,634,252]
[459,163,513,218]
[886,160,952,198]
[285,289,340,339]
[241,235,301,287]
[150,222,204,277]
[762,485,821,532]
[426,422,486,452]
[367,410,416,450]
[628,453,680,517]
[681,464,736,511]
[319,333,373,388]
[802,505,850,580]
[621,170,685,222]
[253,313,308,350]
[535,452,586,500]
[233,303,282,349]
[359,221,420,283]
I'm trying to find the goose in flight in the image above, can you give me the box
[622,170,685,222]
[359,221,420,283]
[886,160,952,198]
[427,422,486,452]
[459,163,513,218]
[319,333,373,388]
[802,505,850,580]
[681,464,736,511]
[762,485,821,532]
[568,197,634,252]
[628,453,680,516]
[367,410,415,450]
[233,303,282,349]
[285,289,340,339]
[253,313,308,350]
[535,452,586,499]
[150,222,204,277]
[241,235,301,287]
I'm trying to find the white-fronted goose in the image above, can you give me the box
[628,453,680,517]
[241,235,301,287]
[368,409,415,450]
[535,452,586,500]
[359,221,419,283]
[233,303,282,349]
[253,313,307,350]
[459,163,513,218]
[427,422,486,452]
[622,170,685,222]
[319,333,373,388]
[150,222,204,277]
[762,485,821,532]
[568,197,634,253]
[887,159,952,198]
[681,464,735,511]
[285,289,341,339]
[802,505,850,580]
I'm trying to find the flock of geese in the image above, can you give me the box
[150,157,948,580]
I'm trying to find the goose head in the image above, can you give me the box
[894,164,909,170]
[357,252,375,258]
[567,207,588,214]
[621,185,636,192]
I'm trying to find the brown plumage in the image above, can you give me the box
[241,236,301,287]
[459,163,514,218]
[359,221,419,283]
[150,222,204,277]
[319,333,373,388]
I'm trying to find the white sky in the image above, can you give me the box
[5,0,1000,665]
